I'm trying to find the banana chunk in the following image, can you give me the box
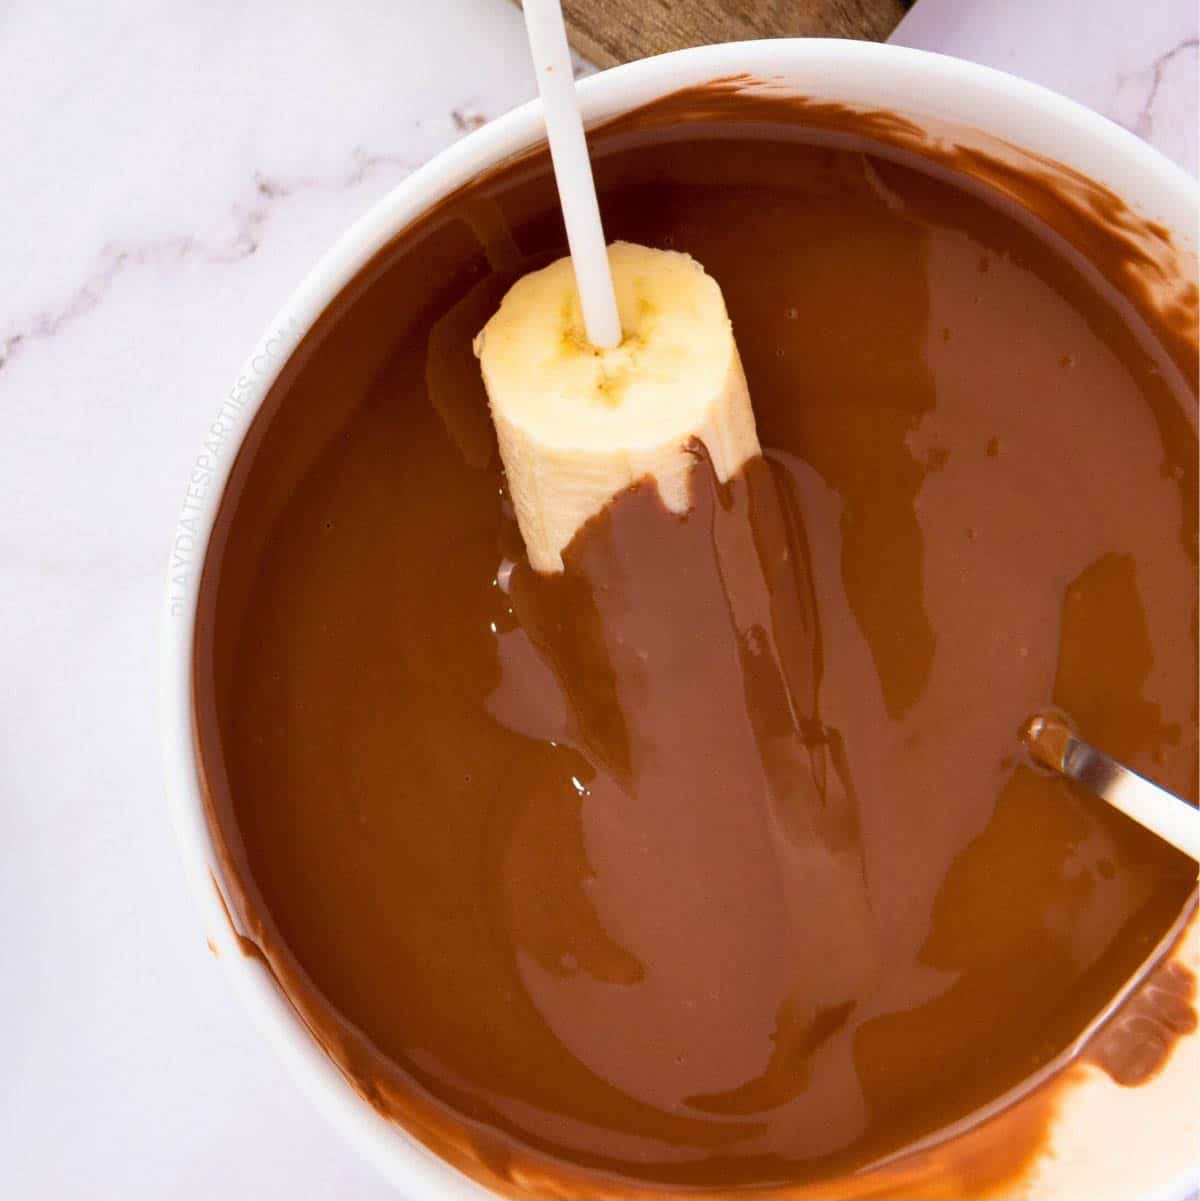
[474,241,760,572]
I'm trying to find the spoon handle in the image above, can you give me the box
[1025,714,1199,861]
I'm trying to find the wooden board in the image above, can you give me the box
[512,0,908,69]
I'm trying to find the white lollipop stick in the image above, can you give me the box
[521,0,622,349]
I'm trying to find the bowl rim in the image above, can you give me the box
[159,36,1200,1201]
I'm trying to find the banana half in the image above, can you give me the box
[474,241,761,572]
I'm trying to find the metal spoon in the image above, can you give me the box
[1022,712,1199,860]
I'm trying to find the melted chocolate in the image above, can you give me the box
[193,87,1198,1198]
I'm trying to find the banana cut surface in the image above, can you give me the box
[474,241,761,572]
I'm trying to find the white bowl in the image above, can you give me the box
[160,38,1199,1201]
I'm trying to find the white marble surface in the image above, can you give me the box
[1,2,1194,1198]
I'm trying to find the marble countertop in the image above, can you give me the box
[2,1,1195,1197]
